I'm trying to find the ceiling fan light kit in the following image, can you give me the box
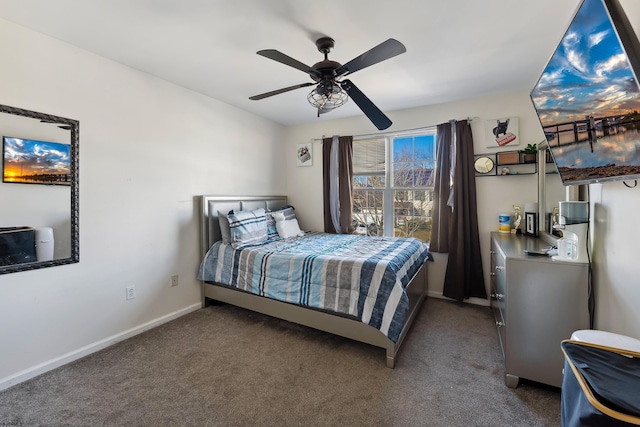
[250,36,406,130]
[307,82,348,116]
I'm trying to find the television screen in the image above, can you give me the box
[530,0,640,185]
[2,136,71,186]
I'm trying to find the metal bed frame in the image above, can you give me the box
[198,195,428,367]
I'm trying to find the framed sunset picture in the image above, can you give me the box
[530,0,640,185]
[2,136,71,186]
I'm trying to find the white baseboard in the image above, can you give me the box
[0,303,201,391]
[427,291,490,307]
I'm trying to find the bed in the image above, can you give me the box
[197,195,429,367]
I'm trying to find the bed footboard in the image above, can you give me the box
[203,261,428,368]
[385,262,428,367]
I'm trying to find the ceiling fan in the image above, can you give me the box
[249,37,406,130]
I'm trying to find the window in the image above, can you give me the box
[352,129,436,242]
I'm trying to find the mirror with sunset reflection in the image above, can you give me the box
[0,104,79,274]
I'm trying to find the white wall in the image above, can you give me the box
[590,183,640,338]
[0,18,286,389]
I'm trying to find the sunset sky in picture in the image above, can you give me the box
[531,0,640,126]
[3,137,70,178]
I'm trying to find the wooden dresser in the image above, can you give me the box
[490,232,589,388]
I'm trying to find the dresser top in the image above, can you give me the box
[491,232,586,264]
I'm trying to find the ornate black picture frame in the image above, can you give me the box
[0,104,79,275]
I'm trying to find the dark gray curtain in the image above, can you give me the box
[434,120,486,301]
[430,122,453,252]
[322,136,354,234]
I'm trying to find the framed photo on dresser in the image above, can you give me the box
[525,212,537,237]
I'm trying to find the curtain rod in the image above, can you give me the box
[312,117,475,143]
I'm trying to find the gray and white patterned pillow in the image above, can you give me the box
[228,208,268,248]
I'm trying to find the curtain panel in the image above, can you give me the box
[322,136,354,234]
[430,122,453,253]
[433,120,486,302]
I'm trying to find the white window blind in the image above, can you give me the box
[353,138,385,176]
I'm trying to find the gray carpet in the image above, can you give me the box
[0,298,560,426]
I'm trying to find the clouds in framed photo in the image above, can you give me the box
[3,136,71,186]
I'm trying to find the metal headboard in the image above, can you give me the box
[199,195,288,256]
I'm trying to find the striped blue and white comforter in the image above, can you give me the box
[197,232,430,343]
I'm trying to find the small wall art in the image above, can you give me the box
[485,117,519,147]
[296,143,313,167]
[525,212,538,236]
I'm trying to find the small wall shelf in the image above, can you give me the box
[474,150,556,177]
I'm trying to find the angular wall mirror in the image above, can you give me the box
[0,104,79,274]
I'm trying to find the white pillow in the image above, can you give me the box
[272,212,304,239]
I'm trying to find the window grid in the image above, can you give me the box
[352,130,436,241]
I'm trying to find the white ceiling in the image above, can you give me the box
[0,0,639,128]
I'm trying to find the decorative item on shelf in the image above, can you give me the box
[521,144,538,163]
[496,151,520,165]
[512,205,522,234]
[550,206,562,237]
[500,167,511,175]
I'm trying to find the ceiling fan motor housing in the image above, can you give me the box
[315,37,335,54]
[312,62,341,81]
[316,81,340,96]
[312,37,341,81]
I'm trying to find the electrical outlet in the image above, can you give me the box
[126,286,136,300]
[170,274,179,287]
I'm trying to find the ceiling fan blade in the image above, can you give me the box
[249,82,315,100]
[257,49,321,78]
[339,80,392,130]
[335,39,406,77]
